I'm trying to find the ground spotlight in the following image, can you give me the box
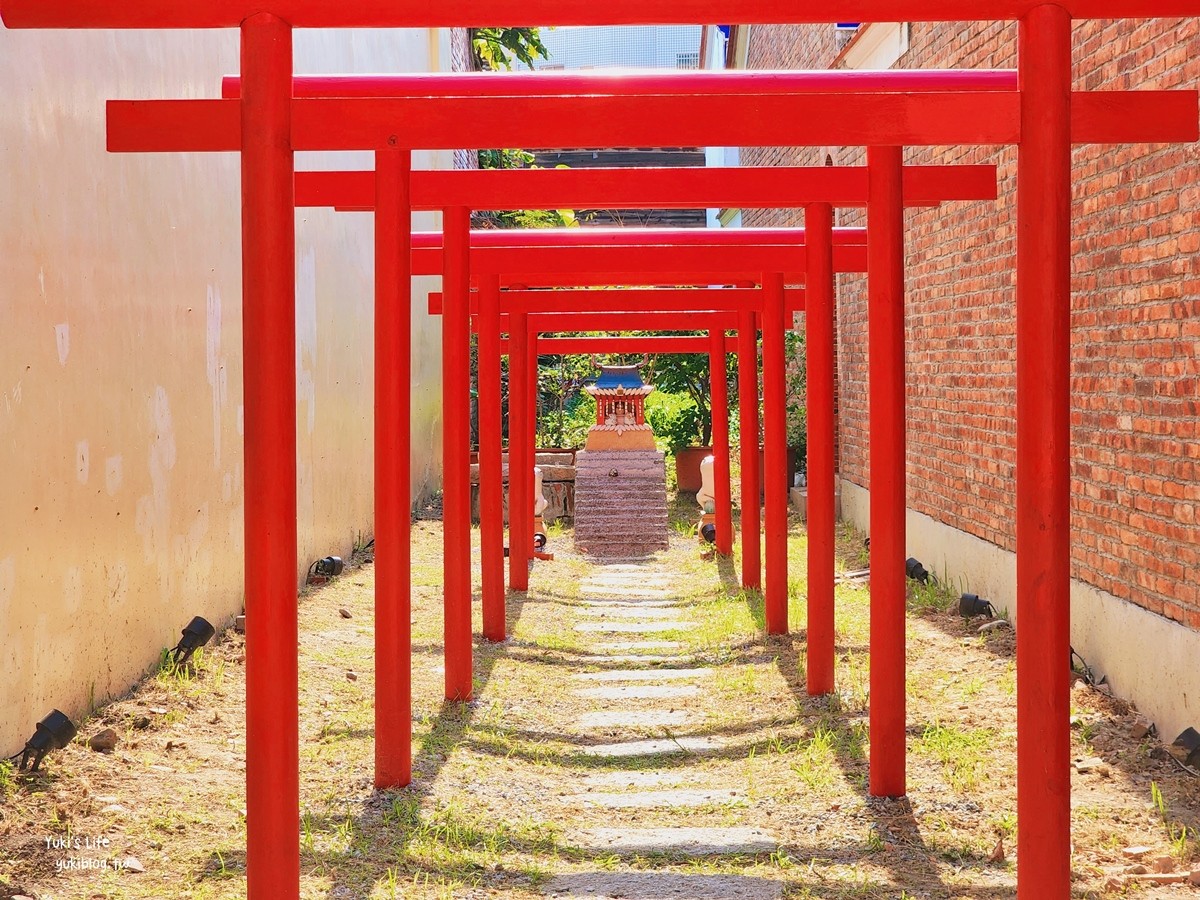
[18,710,77,772]
[533,532,548,550]
[307,556,345,584]
[905,557,931,583]
[171,615,215,666]
[699,522,717,544]
[1172,727,1200,768]
[959,593,996,619]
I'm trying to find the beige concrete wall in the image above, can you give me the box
[1,29,450,755]
[841,479,1200,745]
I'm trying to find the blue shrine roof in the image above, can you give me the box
[594,365,647,390]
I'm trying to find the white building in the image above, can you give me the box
[534,25,701,70]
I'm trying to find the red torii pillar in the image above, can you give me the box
[478,274,506,642]
[738,310,762,592]
[709,328,734,555]
[372,149,414,787]
[804,202,836,698]
[442,207,473,700]
[867,146,907,796]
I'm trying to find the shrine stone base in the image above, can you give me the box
[573,450,670,559]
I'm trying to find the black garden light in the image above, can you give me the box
[1172,727,1200,769]
[959,593,996,619]
[905,557,931,583]
[307,555,344,584]
[17,709,77,772]
[170,615,216,666]
[532,532,548,550]
[699,522,717,544]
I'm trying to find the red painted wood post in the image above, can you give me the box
[1017,6,1073,895]
[709,328,733,556]
[373,149,413,787]
[867,145,907,798]
[479,274,506,641]
[805,201,836,696]
[762,273,789,634]
[738,310,761,589]
[443,206,473,701]
[239,14,298,898]
[525,330,539,559]
[507,312,530,590]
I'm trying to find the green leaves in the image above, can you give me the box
[470,27,548,72]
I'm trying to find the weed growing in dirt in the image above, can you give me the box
[914,722,996,792]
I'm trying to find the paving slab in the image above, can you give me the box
[581,585,673,596]
[576,606,684,619]
[574,621,695,634]
[542,872,783,900]
[580,771,688,789]
[578,736,721,758]
[575,684,701,701]
[564,788,745,809]
[573,668,711,682]
[576,654,694,664]
[569,826,776,855]
[595,640,684,651]
[576,710,691,729]
[580,599,681,609]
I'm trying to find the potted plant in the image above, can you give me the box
[644,394,708,492]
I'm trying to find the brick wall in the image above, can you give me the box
[743,21,1200,629]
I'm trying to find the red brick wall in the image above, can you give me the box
[743,20,1200,629]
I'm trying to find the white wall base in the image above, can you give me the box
[840,478,1200,745]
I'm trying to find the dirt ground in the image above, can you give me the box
[1,501,1198,899]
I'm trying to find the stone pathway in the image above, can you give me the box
[537,559,781,899]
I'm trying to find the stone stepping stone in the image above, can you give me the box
[580,599,681,609]
[573,668,711,682]
[576,654,694,664]
[576,606,686,619]
[543,872,783,899]
[581,584,673,594]
[575,621,695,633]
[581,770,688,789]
[598,640,684,651]
[577,710,690,729]
[564,788,745,809]
[575,684,701,701]
[570,826,776,856]
[578,736,720,758]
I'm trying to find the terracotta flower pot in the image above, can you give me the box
[674,446,713,493]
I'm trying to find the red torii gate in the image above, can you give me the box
[4,3,1198,895]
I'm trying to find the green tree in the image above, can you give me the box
[470,27,548,71]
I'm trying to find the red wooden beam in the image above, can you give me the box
[505,336,737,354]
[407,227,867,248]
[297,165,997,211]
[224,70,1020,98]
[427,288,806,315]
[492,272,807,289]
[410,245,867,277]
[106,91,1199,152]
[482,312,748,333]
[9,2,1199,29]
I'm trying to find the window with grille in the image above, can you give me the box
[675,51,700,69]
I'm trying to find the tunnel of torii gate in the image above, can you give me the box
[4,1,1200,896]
